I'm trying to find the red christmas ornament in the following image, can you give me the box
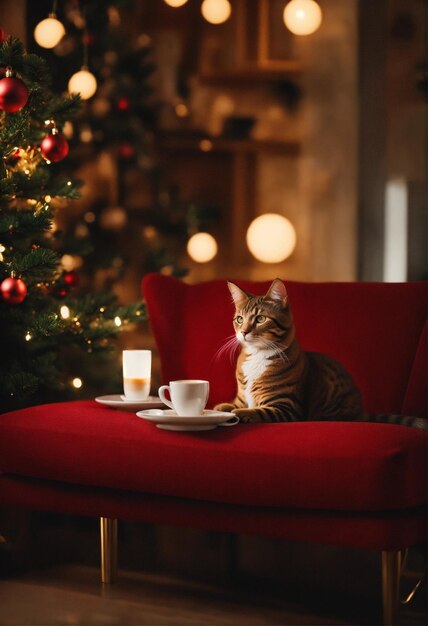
[63,270,79,288]
[0,70,29,113]
[57,287,69,298]
[82,33,95,47]
[0,276,27,305]
[117,97,130,112]
[40,132,69,162]
[118,143,134,159]
[0,27,4,44]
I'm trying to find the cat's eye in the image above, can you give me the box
[255,315,266,324]
[235,315,243,325]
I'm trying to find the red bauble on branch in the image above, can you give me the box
[117,97,130,112]
[0,276,28,305]
[0,69,29,113]
[118,143,134,159]
[63,270,79,288]
[41,131,69,162]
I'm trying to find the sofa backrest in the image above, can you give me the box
[142,274,427,417]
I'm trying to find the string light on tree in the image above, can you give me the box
[201,0,232,24]
[283,0,322,36]
[246,213,296,263]
[34,13,65,48]
[60,305,70,319]
[72,377,83,389]
[187,232,218,263]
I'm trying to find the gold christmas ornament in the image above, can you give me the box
[3,146,42,176]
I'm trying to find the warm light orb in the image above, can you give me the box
[60,305,70,319]
[201,0,232,25]
[187,232,218,263]
[68,68,97,100]
[246,213,296,263]
[283,0,322,36]
[34,15,65,48]
[163,0,188,6]
[72,377,83,389]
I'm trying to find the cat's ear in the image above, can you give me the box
[227,282,250,308]
[265,278,288,307]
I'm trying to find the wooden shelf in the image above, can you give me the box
[199,63,302,85]
[160,133,300,156]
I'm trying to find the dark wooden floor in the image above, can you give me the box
[0,562,426,626]
[0,564,354,626]
[0,510,426,626]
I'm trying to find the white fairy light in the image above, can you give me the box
[163,0,188,6]
[283,0,322,36]
[34,14,65,49]
[60,305,70,319]
[201,0,232,24]
[68,68,97,100]
[187,232,218,263]
[246,213,296,263]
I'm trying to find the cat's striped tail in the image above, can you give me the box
[362,414,427,431]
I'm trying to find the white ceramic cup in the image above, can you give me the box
[158,379,209,416]
[122,350,151,400]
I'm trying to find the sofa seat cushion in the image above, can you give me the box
[0,400,426,512]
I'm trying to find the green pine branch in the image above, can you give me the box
[11,247,59,278]
[0,36,51,89]
[0,208,53,236]
[29,311,63,336]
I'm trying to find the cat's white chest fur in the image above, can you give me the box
[242,347,275,408]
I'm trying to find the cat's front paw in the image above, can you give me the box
[214,402,236,412]
[232,408,261,423]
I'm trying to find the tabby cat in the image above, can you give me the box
[214,279,426,430]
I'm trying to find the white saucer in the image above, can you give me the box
[95,395,165,411]
[136,409,239,431]
[157,424,217,432]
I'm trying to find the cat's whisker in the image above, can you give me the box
[212,335,240,364]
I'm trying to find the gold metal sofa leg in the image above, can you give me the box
[100,517,118,583]
[382,550,401,625]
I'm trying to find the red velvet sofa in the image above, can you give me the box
[0,274,426,625]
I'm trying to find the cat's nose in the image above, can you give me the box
[241,330,248,338]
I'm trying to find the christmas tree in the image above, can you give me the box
[0,32,145,413]
[29,0,218,292]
